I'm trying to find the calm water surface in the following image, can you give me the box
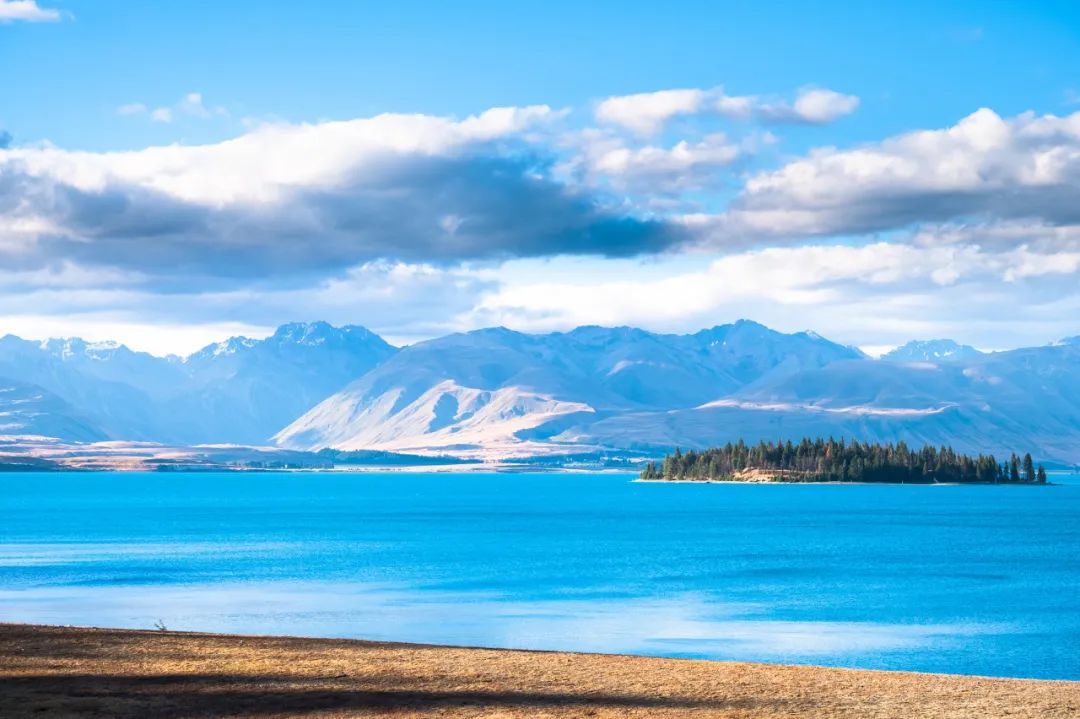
[1,471,1078,679]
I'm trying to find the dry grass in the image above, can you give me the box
[0,624,1076,718]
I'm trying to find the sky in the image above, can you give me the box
[2,0,1079,355]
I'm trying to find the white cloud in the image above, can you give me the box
[793,88,860,123]
[1,103,687,278]
[5,93,1079,355]
[759,87,861,124]
[714,93,757,119]
[910,220,1080,254]
[594,88,706,136]
[464,239,1079,350]
[0,0,61,22]
[1003,245,1080,281]
[581,132,743,191]
[40,105,561,205]
[476,243,971,328]
[710,108,1080,240]
[116,92,228,124]
[594,85,860,134]
[0,259,494,354]
[0,233,1074,355]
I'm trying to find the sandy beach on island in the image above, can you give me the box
[1,624,1076,718]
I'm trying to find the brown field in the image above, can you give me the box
[1,624,1076,718]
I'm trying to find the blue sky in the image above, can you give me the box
[1,0,1079,354]
[7,1,1079,151]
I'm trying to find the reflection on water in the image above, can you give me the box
[0,581,1003,662]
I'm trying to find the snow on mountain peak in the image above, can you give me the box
[273,321,333,345]
[882,339,982,363]
[210,337,257,357]
[37,337,127,361]
[2,321,1077,463]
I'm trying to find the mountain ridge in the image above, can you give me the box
[0,321,1076,463]
[882,339,983,363]
[0,322,396,445]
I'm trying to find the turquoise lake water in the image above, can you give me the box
[1,471,1078,679]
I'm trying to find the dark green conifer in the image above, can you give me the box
[1022,453,1036,483]
[642,439,1047,484]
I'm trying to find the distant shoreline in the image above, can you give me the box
[1,624,1075,718]
[633,478,1059,485]
[0,463,641,474]
[0,464,1070,479]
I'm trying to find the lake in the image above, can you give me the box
[1,471,1078,679]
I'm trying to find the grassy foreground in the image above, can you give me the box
[1,624,1076,718]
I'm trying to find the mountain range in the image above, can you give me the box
[0,322,394,446]
[1,320,1077,463]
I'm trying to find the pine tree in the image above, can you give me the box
[1022,453,1036,483]
[641,438,1046,484]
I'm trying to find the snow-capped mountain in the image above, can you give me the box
[882,339,983,363]
[277,323,1079,463]
[1,320,1076,463]
[0,377,107,442]
[168,322,397,443]
[573,341,1080,463]
[0,322,395,444]
[273,321,864,456]
[0,335,168,440]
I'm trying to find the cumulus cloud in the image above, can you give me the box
[594,88,707,136]
[3,94,1078,354]
[0,105,687,279]
[3,236,1074,354]
[595,86,859,134]
[578,132,744,192]
[709,108,1080,241]
[758,87,861,124]
[0,0,60,22]
[910,219,1080,255]
[467,240,1080,350]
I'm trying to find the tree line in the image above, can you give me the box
[639,437,1049,484]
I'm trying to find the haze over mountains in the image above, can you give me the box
[1,321,1077,463]
[881,340,983,363]
[0,323,394,446]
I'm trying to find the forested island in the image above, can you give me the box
[639,438,1049,484]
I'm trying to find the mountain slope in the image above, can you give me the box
[0,322,396,444]
[1,320,1076,463]
[165,322,397,444]
[574,341,1080,462]
[274,322,862,456]
[0,336,166,440]
[0,377,107,442]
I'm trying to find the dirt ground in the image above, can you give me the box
[0,624,1076,718]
